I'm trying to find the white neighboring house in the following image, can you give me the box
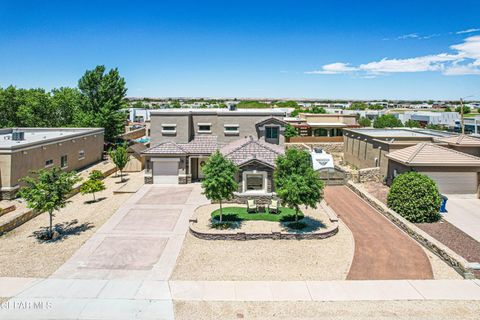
[126,108,152,123]
[395,111,459,127]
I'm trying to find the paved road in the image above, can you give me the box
[324,186,433,280]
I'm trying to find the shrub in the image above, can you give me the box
[387,172,442,223]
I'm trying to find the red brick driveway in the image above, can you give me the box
[324,186,433,280]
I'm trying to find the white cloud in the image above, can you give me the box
[397,33,419,40]
[307,36,480,77]
[456,28,480,34]
[305,63,358,74]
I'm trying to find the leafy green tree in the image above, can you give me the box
[201,151,238,222]
[274,148,324,223]
[455,106,471,114]
[404,119,420,128]
[348,102,368,110]
[77,65,128,141]
[373,114,403,128]
[109,144,129,182]
[236,101,269,109]
[275,101,299,109]
[387,172,441,223]
[16,88,55,127]
[290,108,300,117]
[367,104,384,110]
[284,124,299,139]
[358,117,371,127]
[444,106,452,112]
[311,105,327,114]
[0,86,21,127]
[18,168,81,239]
[51,87,83,126]
[80,170,106,202]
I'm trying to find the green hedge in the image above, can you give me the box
[387,171,442,223]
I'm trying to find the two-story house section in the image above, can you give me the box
[142,108,288,193]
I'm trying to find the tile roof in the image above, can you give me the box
[386,143,480,166]
[182,136,220,154]
[220,136,284,167]
[142,141,187,155]
[437,134,480,146]
[255,116,288,126]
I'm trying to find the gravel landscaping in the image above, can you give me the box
[171,206,353,281]
[174,300,480,320]
[0,171,141,278]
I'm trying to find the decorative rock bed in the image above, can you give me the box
[189,201,339,240]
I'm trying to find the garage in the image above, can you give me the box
[422,172,478,195]
[152,158,179,184]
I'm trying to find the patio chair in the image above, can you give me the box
[268,199,279,214]
[247,199,258,213]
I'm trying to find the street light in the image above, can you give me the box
[460,95,474,134]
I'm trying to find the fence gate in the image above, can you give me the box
[317,168,347,186]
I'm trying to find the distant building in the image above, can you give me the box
[285,113,359,139]
[0,128,104,199]
[395,111,459,127]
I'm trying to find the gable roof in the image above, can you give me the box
[128,143,148,155]
[220,136,284,167]
[255,116,288,127]
[142,141,187,155]
[386,143,480,167]
[436,134,480,147]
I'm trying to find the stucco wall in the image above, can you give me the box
[150,114,191,145]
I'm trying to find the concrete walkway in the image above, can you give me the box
[443,197,480,242]
[324,186,433,280]
[0,183,209,320]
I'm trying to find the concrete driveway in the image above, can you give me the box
[443,197,480,242]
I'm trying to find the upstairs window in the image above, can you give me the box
[224,124,239,134]
[198,123,212,133]
[266,127,279,139]
[60,155,68,168]
[161,124,177,135]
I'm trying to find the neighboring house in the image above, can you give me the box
[285,113,359,141]
[386,143,480,196]
[436,134,480,157]
[125,107,151,123]
[142,108,288,194]
[454,116,480,134]
[0,128,104,200]
[394,111,459,128]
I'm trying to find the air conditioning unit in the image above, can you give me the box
[11,131,25,141]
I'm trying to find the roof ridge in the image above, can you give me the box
[252,139,284,155]
[222,137,253,156]
[405,142,426,163]
[430,142,480,160]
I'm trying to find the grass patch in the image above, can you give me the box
[211,206,303,222]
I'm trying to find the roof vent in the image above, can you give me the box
[11,131,25,141]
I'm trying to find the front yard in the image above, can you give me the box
[211,206,303,222]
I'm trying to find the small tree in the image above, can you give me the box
[109,144,129,182]
[373,114,403,128]
[19,167,81,239]
[358,117,371,127]
[201,151,238,222]
[274,148,324,223]
[80,170,106,202]
[284,124,299,139]
[455,106,471,114]
[387,172,442,223]
[404,119,420,128]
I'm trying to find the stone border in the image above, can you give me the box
[0,204,16,217]
[189,201,339,241]
[346,181,476,279]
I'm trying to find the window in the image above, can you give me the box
[45,159,53,167]
[60,155,68,168]
[161,124,176,135]
[224,124,239,134]
[246,174,264,191]
[266,127,279,139]
[78,150,85,160]
[198,123,211,133]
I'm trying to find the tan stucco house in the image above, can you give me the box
[0,128,104,199]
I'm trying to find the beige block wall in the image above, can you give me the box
[0,154,12,188]
[6,133,103,189]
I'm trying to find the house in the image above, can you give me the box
[142,108,288,193]
[394,111,459,128]
[0,128,104,199]
[436,134,480,157]
[285,113,359,142]
[386,143,480,196]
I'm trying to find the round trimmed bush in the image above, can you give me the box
[387,171,442,223]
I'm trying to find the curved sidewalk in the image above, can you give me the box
[324,186,433,280]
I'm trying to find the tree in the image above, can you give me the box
[387,172,442,223]
[358,117,371,127]
[18,168,81,239]
[0,85,20,127]
[368,104,385,110]
[404,119,420,128]
[77,65,128,141]
[455,106,471,114]
[109,144,129,182]
[201,151,238,223]
[444,106,452,112]
[348,102,368,110]
[50,87,83,126]
[373,114,403,128]
[274,148,324,224]
[80,170,106,202]
[284,124,299,139]
[275,101,299,109]
[311,105,327,114]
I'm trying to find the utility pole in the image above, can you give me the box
[460,98,465,134]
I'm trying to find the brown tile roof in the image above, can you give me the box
[386,143,480,166]
[142,141,187,155]
[437,134,480,146]
[255,116,288,126]
[220,136,284,167]
[182,136,220,154]
[127,142,148,155]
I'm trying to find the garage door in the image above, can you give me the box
[153,160,179,184]
[422,172,478,195]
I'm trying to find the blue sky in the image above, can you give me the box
[1,0,479,100]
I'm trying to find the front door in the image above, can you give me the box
[198,158,208,179]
